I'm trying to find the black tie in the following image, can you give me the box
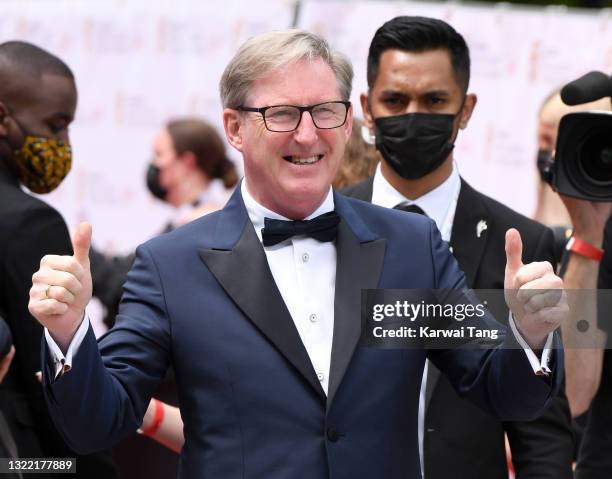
[262,211,340,247]
[394,202,427,216]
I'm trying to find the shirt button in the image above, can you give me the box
[302,252,310,263]
[327,427,340,442]
[317,372,325,382]
[309,313,318,323]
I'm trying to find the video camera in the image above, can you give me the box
[543,71,612,201]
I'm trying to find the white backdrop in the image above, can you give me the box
[0,0,295,253]
[1,0,611,255]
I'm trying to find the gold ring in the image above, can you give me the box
[45,285,52,299]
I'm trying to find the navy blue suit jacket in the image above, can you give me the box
[43,188,562,479]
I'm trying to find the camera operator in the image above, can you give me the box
[547,82,612,477]
[538,91,612,417]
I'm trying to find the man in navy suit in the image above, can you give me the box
[29,29,567,479]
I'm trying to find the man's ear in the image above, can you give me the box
[223,108,244,153]
[459,93,477,130]
[0,102,9,138]
[343,103,354,143]
[360,92,374,131]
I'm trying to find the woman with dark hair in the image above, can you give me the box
[147,118,239,227]
[93,118,239,329]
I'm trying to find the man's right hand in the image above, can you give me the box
[29,222,93,352]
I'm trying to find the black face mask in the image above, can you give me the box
[374,112,457,180]
[536,149,553,184]
[146,163,167,200]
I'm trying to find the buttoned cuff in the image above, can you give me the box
[44,314,90,379]
[508,313,553,376]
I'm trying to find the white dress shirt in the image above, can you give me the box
[241,179,336,394]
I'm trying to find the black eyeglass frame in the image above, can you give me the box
[237,101,351,132]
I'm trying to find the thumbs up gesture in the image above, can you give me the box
[504,228,568,350]
[29,222,93,352]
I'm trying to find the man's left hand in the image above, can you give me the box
[504,228,568,350]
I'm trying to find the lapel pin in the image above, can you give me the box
[476,220,488,238]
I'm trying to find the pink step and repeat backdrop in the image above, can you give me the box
[1,0,611,254]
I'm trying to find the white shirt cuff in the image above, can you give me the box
[44,314,90,379]
[508,313,553,376]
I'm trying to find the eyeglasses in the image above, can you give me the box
[237,101,351,132]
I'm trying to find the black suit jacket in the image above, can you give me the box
[0,166,117,478]
[343,175,574,479]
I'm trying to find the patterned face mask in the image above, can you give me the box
[13,136,72,193]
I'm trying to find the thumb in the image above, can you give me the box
[504,228,523,285]
[71,222,92,265]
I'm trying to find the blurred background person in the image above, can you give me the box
[533,90,611,257]
[332,118,378,189]
[0,40,117,478]
[546,88,612,477]
[529,85,612,471]
[91,117,239,330]
[90,117,238,479]
[533,89,573,229]
[534,90,611,417]
[146,118,239,230]
[137,399,184,454]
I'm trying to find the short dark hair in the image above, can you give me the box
[367,16,470,94]
[0,40,74,80]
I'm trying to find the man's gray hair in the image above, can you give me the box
[220,29,353,108]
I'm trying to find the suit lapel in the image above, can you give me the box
[327,193,386,408]
[426,179,489,405]
[198,189,326,400]
[449,179,489,287]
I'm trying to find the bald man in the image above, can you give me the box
[0,41,116,478]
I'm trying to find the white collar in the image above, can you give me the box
[241,179,335,243]
[371,162,461,235]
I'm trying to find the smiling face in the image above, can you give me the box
[224,58,352,219]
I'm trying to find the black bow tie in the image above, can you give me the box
[262,211,340,247]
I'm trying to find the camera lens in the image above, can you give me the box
[578,131,612,186]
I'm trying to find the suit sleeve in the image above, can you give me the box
[43,243,171,454]
[425,221,563,422]
[2,203,72,396]
[505,225,574,478]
